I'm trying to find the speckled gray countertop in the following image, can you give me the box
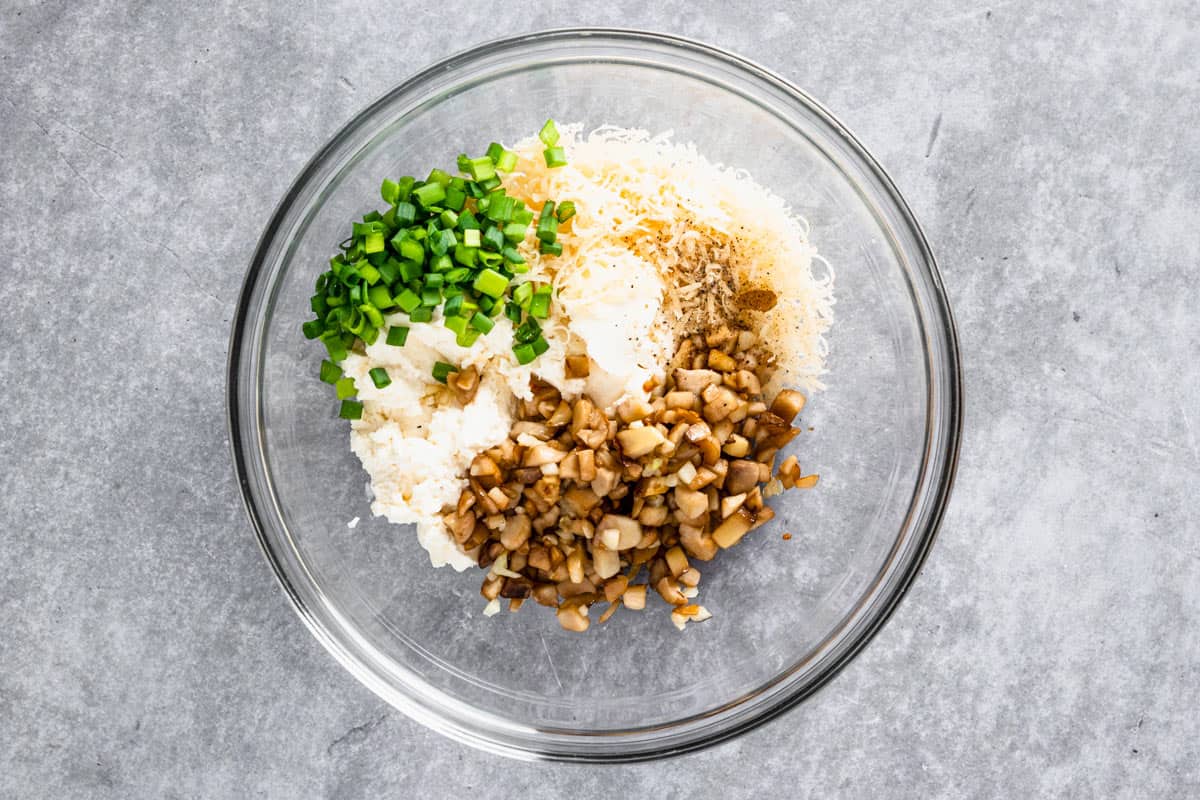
[2,3,1198,797]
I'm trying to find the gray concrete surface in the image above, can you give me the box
[2,2,1198,797]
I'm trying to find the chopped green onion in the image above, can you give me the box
[363,231,385,254]
[463,228,481,248]
[360,304,384,329]
[453,244,478,267]
[427,168,452,186]
[444,186,466,212]
[444,314,468,336]
[514,317,542,344]
[529,291,551,319]
[535,212,556,244]
[435,228,457,254]
[339,399,363,420]
[322,332,348,361]
[556,201,576,223]
[513,208,534,225]
[504,301,522,323]
[539,240,563,256]
[477,250,502,268]
[495,150,517,173]
[385,326,409,347]
[412,182,445,207]
[302,320,324,339]
[482,226,505,252]
[486,195,514,223]
[395,176,414,201]
[335,377,357,400]
[377,259,401,284]
[470,312,494,334]
[367,285,393,309]
[502,222,527,242]
[512,342,536,365]
[466,156,495,181]
[396,288,422,313]
[409,306,433,323]
[357,262,381,285]
[543,146,567,168]
[432,361,456,384]
[319,359,342,384]
[501,246,525,264]
[381,178,400,204]
[473,268,509,299]
[443,293,465,317]
[369,367,391,389]
[456,328,479,348]
[538,119,560,147]
[458,210,481,230]
[512,282,533,308]
[420,285,441,307]
[486,142,504,163]
[431,253,454,273]
[395,202,416,225]
[361,325,379,346]
[424,272,444,289]
[398,259,423,283]
[444,267,471,284]
[477,175,501,193]
[398,238,424,263]
[531,335,549,356]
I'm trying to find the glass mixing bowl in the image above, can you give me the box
[228,29,961,761]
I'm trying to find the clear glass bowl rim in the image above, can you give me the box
[227,27,963,762]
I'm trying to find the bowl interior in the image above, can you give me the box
[236,32,952,758]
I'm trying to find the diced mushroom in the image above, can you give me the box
[724,459,761,495]
[556,604,590,632]
[560,486,601,517]
[720,492,747,519]
[723,434,751,457]
[665,391,698,409]
[469,453,502,488]
[673,484,709,520]
[655,576,687,606]
[616,425,666,458]
[524,443,568,467]
[712,507,755,549]
[701,385,741,423]
[592,547,621,579]
[532,583,558,606]
[679,524,718,561]
[596,514,643,550]
[591,466,620,497]
[673,368,721,393]
[565,354,591,378]
[500,577,532,599]
[664,546,689,577]
[623,584,647,610]
[616,395,654,423]
[576,449,597,482]
[707,349,738,372]
[770,389,807,424]
[499,514,531,550]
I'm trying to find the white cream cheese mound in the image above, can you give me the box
[340,123,833,571]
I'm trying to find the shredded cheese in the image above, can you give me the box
[502,124,835,393]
